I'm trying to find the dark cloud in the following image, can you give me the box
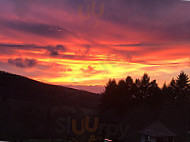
[163,21,190,40]
[50,51,59,56]
[114,43,160,47]
[47,45,66,57]
[2,0,189,42]
[0,44,26,48]
[61,54,95,61]
[96,0,190,41]
[102,0,178,22]
[0,43,97,60]
[1,20,72,38]
[0,43,66,50]
[8,58,38,68]
[0,43,67,56]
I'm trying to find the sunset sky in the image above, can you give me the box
[0,0,190,93]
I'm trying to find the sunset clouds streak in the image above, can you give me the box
[0,0,190,92]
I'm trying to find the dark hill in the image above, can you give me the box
[0,71,100,109]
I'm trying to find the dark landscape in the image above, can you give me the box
[1,71,190,142]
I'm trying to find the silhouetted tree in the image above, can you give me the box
[162,78,177,104]
[146,79,161,107]
[175,71,190,104]
[100,72,190,114]
[163,72,190,105]
[133,74,161,106]
[125,76,136,107]
[133,74,151,100]
[101,79,117,111]
[125,76,135,97]
[176,71,189,89]
[126,76,133,87]
[116,79,127,112]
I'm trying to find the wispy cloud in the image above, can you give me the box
[8,58,38,68]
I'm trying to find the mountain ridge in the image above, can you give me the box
[0,70,100,109]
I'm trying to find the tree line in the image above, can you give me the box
[100,71,190,114]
